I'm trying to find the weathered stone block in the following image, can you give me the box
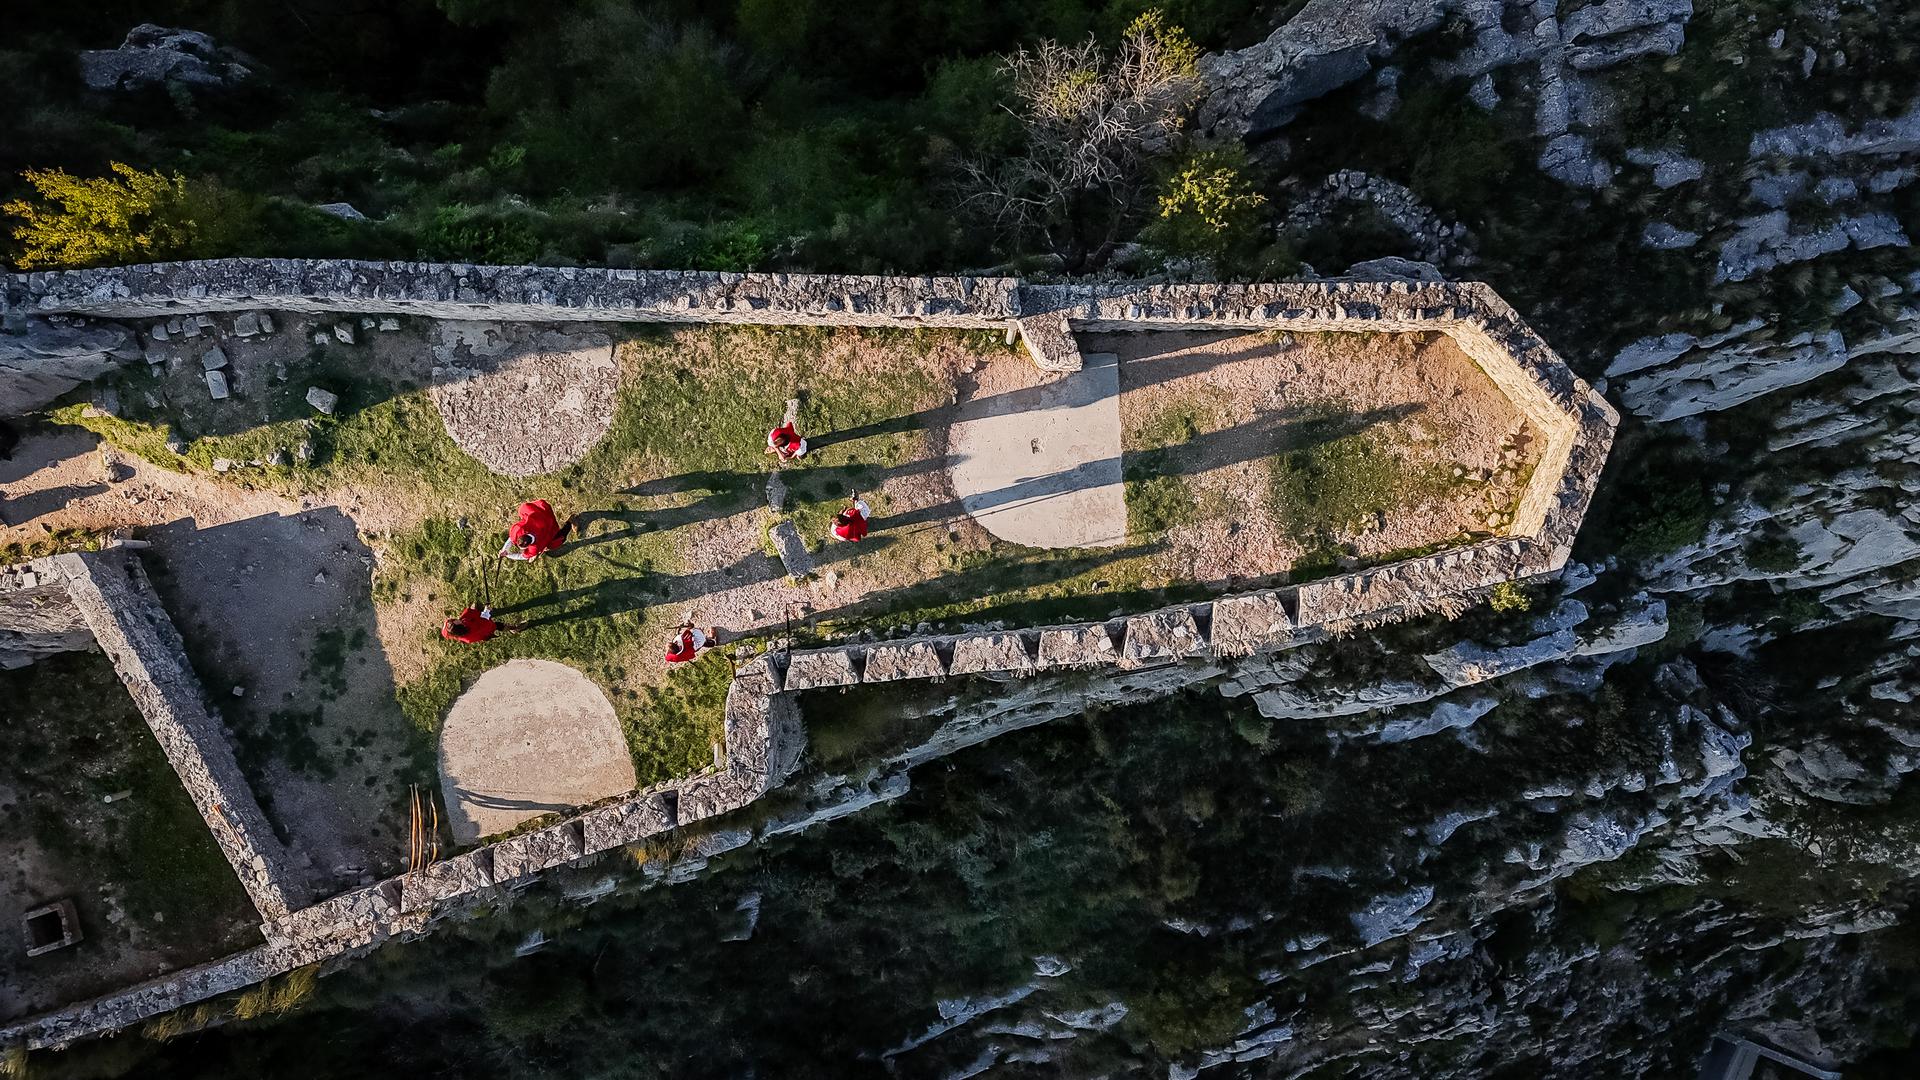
[1122,609,1205,667]
[398,849,496,913]
[1016,310,1083,372]
[947,632,1035,675]
[493,820,588,879]
[579,791,676,855]
[1209,592,1298,656]
[862,639,946,682]
[1037,624,1118,669]
[784,648,861,689]
[676,769,759,824]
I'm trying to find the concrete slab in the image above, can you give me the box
[438,659,636,844]
[948,350,1126,549]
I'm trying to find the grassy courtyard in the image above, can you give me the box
[43,318,1538,856]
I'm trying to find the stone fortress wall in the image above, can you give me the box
[2,552,297,924]
[0,260,1615,1050]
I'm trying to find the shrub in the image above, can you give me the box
[421,204,540,264]
[3,163,193,268]
[1487,581,1534,613]
[1745,532,1805,573]
[1142,146,1269,268]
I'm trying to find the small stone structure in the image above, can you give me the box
[21,901,82,958]
[0,260,1613,1050]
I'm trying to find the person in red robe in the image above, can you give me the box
[665,624,720,664]
[441,605,523,643]
[766,421,808,462]
[831,497,871,542]
[499,499,579,560]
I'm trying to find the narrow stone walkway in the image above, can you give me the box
[947,351,1127,549]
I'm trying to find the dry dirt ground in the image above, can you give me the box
[2,316,1538,883]
[1093,328,1537,584]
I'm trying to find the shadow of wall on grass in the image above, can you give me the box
[137,506,411,896]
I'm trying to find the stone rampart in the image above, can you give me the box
[0,262,1613,1050]
[0,557,92,669]
[48,551,298,922]
[1,259,1023,328]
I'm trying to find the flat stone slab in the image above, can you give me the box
[769,519,814,579]
[948,632,1036,675]
[1037,624,1119,669]
[429,323,619,477]
[438,659,636,844]
[947,350,1126,549]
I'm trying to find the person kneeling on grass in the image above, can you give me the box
[665,624,721,664]
[831,496,871,542]
[766,421,808,462]
[442,605,524,644]
[500,498,580,560]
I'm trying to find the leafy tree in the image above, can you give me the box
[954,9,1200,268]
[3,163,194,269]
[1141,145,1267,269]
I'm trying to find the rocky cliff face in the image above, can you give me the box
[857,3,1920,1075]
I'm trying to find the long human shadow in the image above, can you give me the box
[872,402,1425,534]
[496,534,900,630]
[0,482,107,527]
[604,385,1420,545]
[452,787,591,814]
[793,538,1171,630]
[600,332,1313,533]
[803,333,1285,453]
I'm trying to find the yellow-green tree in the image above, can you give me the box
[3,163,195,269]
[1144,148,1267,269]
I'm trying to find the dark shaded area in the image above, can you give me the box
[139,507,411,890]
[4,0,1274,270]
[0,651,256,1022]
[34,648,1920,1078]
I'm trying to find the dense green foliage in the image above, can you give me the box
[25,675,1689,1078]
[4,0,1273,272]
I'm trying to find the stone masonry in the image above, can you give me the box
[47,551,297,922]
[0,557,93,670]
[0,260,1611,1050]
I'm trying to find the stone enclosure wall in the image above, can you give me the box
[0,552,298,923]
[0,260,1613,1050]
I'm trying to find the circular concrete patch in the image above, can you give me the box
[438,658,635,843]
[429,324,619,477]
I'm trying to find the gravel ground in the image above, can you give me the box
[1094,328,1538,584]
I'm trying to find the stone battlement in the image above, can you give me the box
[0,259,1613,1051]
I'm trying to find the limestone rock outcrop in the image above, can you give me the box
[78,24,258,96]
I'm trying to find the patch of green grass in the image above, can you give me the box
[1486,581,1534,614]
[1269,407,1452,543]
[1123,391,1233,537]
[1126,473,1200,535]
[1,526,107,564]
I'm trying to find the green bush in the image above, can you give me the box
[422,204,541,264]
